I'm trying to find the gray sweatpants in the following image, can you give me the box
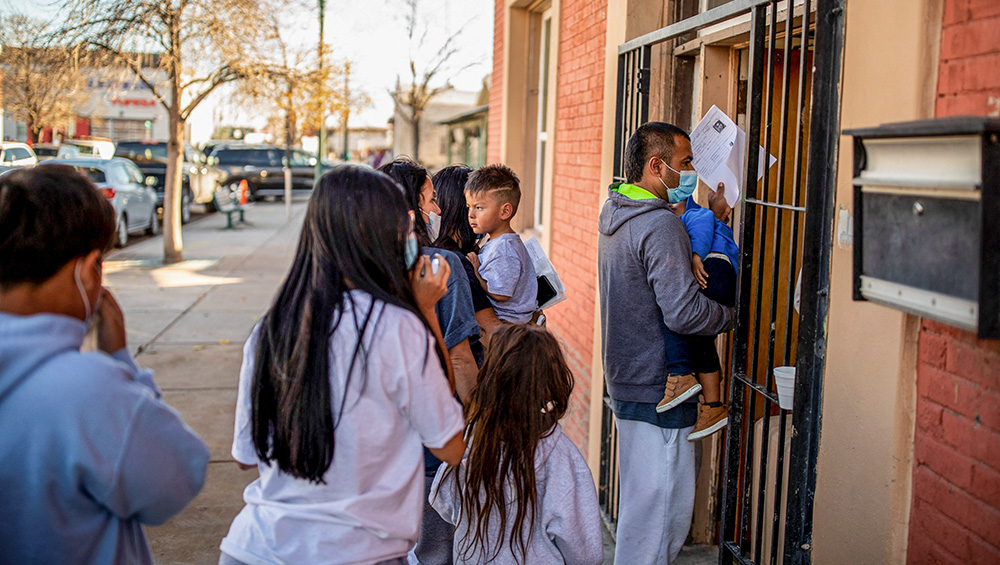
[613,419,696,564]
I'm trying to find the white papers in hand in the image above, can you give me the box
[689,105,777,207]
[524,236,566,310]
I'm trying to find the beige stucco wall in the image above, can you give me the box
[811,0,941,563]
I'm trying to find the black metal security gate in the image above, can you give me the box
[599,1,845,563]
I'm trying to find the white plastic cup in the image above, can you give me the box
[773,366,796,411]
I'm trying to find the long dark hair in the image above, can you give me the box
[250,165,444,483]
[430,165,475,254]
[445,324,575,562]
[379,157,432,246]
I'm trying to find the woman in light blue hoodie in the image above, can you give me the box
[0,166,209,564]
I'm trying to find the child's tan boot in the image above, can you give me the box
[655,374,702,413]
[687,403,728,441]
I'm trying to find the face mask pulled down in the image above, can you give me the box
[425,210,441,242]
[74,258,102,327]
[404,234,419,270]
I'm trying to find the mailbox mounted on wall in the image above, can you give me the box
[846,116,1000,339]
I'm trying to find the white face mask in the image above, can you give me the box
[424,210,441,242]
[73,258,92,322]
[73,258,102,325]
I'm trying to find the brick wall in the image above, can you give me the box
[936,0,1000,117]
[907,2,1000,562]
[487,0,504,165]
[485,0,608,457]
[546,0,608,456]
[910,321,1000,563]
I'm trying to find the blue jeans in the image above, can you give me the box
[664,256,736,376]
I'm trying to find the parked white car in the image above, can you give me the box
[64,138,116,159]
[0,142,38,167]
[39,157,159,247]
[34,143,82,161]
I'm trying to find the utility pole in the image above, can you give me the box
[314,0,326,183]
[341,62,350,161]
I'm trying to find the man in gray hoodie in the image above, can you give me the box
[599,122,733,563]
[0,166,209,563]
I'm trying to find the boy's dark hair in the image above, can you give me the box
[466,164,521,215]
[623,122,690,184]
[0,165,115,289]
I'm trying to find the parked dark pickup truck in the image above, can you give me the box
[209,144,335,201]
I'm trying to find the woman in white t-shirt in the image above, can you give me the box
[219,166,466,565]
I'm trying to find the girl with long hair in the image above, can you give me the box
[430,324,604,564]
[220,166,465,565]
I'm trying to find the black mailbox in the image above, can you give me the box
[846,116,1000,339]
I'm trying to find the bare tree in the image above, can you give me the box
[0,15,88,143]
[59,0,272,263]
[236,10,358,168]
[335,61,370,160]
[237,14,309,160]
[389,0,471,163]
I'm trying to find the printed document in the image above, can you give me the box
[690,105,777,207]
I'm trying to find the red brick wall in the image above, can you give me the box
[487,0,504,165]
[545,0,608,456]
[910,321,1000,564]
[936,0,1000,117]
[907,2,1000,562]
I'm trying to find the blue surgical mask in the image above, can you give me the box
[404,234,419,270]
[425,210,441,242]
[659,161,698,203]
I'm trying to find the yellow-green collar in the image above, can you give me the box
[612,183,658,200]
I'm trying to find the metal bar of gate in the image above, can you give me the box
[749,5,780,560]
[619,0,773,54]
[764,4,800,562]
[784,0,845,562]
[720,4,766,560]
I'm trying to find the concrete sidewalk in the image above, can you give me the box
[107,199,717,564]
[103,200,307,564]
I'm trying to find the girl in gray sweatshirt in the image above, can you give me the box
[430,324,604,564]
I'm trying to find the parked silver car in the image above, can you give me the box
[39,158,159,247]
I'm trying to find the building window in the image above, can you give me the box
[534,12,553,230]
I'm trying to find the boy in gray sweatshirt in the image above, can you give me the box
[598,122,733,563]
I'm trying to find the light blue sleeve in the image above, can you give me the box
[111,348,160,398]
[97,395,209,525]
[681,207,716,260]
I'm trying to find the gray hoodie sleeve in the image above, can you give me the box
[634,215,733,336]
[544,449,605,565]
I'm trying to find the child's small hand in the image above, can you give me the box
[412,254,451,312]
[692,254,709,289]
[708,183,732,222]
[466,251,481,271]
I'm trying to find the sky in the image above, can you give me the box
[1,0,494,141]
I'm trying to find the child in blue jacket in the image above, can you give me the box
[657,187,738,441]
